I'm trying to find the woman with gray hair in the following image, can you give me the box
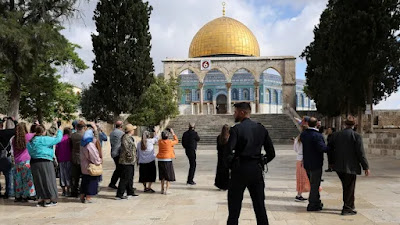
[137,129,159,193]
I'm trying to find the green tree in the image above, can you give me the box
[92,0,155,119]
[0,73,8,114]
[301,0,400,116]
[128,77,179,127]
[80,84,113,122]
[0,0,85,119]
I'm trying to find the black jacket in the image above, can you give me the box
[182,129,200,151]
[329,128,369,175]
[300,128,329,170]
[226,118,275,166]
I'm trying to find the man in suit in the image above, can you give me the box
[329,116,370,215]
[226,102,275,225]
[182,122,200,185]
[300,117,329,211]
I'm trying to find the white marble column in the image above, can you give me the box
[226,82,232,114]
[254,81,260,114]
[199,82,204,114]
[207,103,210,115]
[213,100,217,114]
[191,103,194,115]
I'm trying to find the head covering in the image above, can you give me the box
[189,122,195,128]
[81,129,94,147]
[124,124,137,133]
[345,116,356,126]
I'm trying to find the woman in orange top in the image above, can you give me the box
[157,129,178,195]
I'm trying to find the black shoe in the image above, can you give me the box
[295,196,307,202]
[321,178,324,182]
[115,196,128,200]
[307,207,322,212]
[3,194,9,199]
[14,197,22,202]
[325,168,333,172]
[108,184,118,189]
[341,209,357,216]
[187,181,196,185]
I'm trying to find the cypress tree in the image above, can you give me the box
[92,0,154,119]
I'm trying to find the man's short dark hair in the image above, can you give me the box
[234,102,251,113]
[77,121,86,130]
[308,117,317,127]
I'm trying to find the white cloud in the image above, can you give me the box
[59,0,399,109]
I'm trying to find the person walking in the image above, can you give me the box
[108,121,124,189]
[225,102,276,225]
[214,124,230,191]
[293,125,310,202]
[325,127,335,172]
[181,122,200,185]
[79,127,102,203]
[137,130,158,193]
[329,116,370,215]
[157,129,178,195]
[300,117,329,211]
[55,127,73,197]
[115,124,138,200]
[27,124,63,207]
[10,122,36,202]
[69,121,86,197]
[0,118,16,199]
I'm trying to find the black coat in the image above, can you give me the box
[300,128,329,171]
[182,129,200,151]
[329,128,369,175]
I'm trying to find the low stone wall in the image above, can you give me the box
[363,132,400,159]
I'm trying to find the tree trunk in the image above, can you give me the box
[38,109,43,125]
[357,107,363,134]
[7,78,21,120]
[366,78,374,133]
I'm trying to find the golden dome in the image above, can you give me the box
[189,17,260,58]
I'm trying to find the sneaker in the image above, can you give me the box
[341,209,357,216]
[148,188,155,193]
[44,201,57,207]
[108,184,118,189]
[295,196,307,202]
[36,201,45,207]
[127,193,139,199]
[14,197,22,202]
[187,181,196,185]
[115,196,128,200]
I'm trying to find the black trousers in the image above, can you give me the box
[326,151,334,167]
[109,156,122,187]
[116,165,134,197]
[185,149,196,183]
[71,163,81,196]
[306,168,322,209]
[227,161,268,225]
[337,172,356,210]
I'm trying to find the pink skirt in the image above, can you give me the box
[296,161,310,193]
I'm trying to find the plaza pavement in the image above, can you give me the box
[0,144,399,225]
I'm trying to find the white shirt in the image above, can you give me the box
[293,137,303,161]
[136,137,159,164]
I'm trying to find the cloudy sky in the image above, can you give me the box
[60,0,400,109]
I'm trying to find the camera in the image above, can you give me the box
[166,128,171,132]
[57,120,62,128]
[86,124,93,129]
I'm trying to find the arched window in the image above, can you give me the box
[265,89,271,104]
[273,90,278,104]
[300,94,305,107]
[232,88,239,100]
[243,89,250,100]
[206,89,213,101]
[279,91,282,105]
[296,94,299,107]
[305,97,309,107]
[196,89,200,101]
[185,89,192,103]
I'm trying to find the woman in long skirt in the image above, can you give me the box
[137,131,158,193]
[293,125,310,202]
[215,125,230,190]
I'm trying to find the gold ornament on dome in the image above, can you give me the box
[189,15,260,58]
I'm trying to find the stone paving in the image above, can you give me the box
[0,144,399,225]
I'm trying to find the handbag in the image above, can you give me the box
[87,163,103,176]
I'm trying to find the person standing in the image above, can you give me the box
[300,117,329,211]
[69,121,86,197]
[182,122,200,185]
[27,124,63,207]
[325,127,335,172]
[157,129,178,195]
[137,130,158,193]
[55,127,73,197]
[329,116,370,215]
[115,124,138,199]
[226,102,276,225]
[214,124,230,191]
[108,121,124,189]
[0,118,16,199]
[293,125,310,202]
[10,122,36,202]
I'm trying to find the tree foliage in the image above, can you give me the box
[0,0,85,118]
[80,84,113,122]
[92,0,155,118]
[301,0,400,116]
[128,77,179,127]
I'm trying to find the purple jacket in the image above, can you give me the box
[11,133,34,164]
[55,135,72,162]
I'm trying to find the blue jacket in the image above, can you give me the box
[300,128,329,170]
[27,130,63,161]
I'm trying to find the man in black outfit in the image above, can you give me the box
[182,122,200,185]
[300,117,329,211]
[329,116,370,215]
[226,102,275,225]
